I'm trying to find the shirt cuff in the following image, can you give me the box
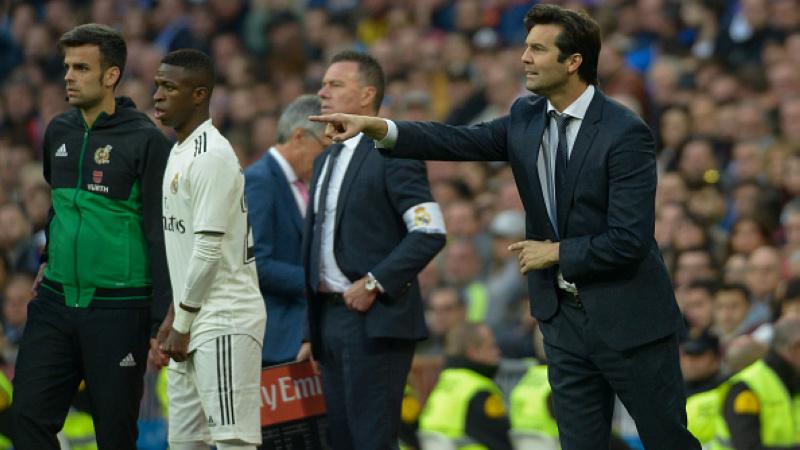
[374,119,398,149]
[172,305,198,334]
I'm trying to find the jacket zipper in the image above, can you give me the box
[72,116,98,307]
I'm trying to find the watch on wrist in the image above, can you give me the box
[365,274,379,292]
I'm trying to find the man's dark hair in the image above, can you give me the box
[331,50,385,112]
[523,4,600,85]
[687,278,720,296]
[161,49,216,95]
[58,23,127,86]
[716,283,751,304]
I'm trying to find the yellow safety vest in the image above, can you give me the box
[686,385,724,445]
[61,410,97,450]
[0,372,11,449]
[420,368,504,450]
[509,365,559,438]
[712,360,800,449]
[400,383,421,450]
[157,367,169,417]
[466,282,489,322]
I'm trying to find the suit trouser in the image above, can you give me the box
[11,291,150,450]
[539,292,701,450]
[318,298,414,450]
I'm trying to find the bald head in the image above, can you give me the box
[773,317,800,353]
[724,334,767,373]
[746,245,782,299]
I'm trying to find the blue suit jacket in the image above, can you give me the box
[386,91,682,351]
[302,137,446,362]
[244,152,306,365]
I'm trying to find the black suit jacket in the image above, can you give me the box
[302,136,445,361]
[386,91,682,351]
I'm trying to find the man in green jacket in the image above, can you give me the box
[10,23,171,450]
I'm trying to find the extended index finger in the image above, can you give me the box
[507,240,528,252]
[308,114,341,123]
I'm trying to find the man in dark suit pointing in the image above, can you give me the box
[300,51,446,450]
[310,5,699,450]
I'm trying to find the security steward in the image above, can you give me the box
[680,330,727,446]
[399,383,421,450]
[419,322,512,450]
[713,317,800,449]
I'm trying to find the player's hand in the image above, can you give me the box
[149,320,172,368]
[508,240,560,274]
[148,338,169,369]
[31,263,47,297]
[296,342,319,374]
[161,328,190,362]
[149,305,174,368]
[343,277,378,312]
[308,113,388,143]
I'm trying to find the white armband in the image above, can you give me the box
[403,202,446,234]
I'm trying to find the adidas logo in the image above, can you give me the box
[119,353,136,367]
[55,144,68,157]
[207,415,216,427]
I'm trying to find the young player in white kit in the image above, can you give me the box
[152,49,266,450]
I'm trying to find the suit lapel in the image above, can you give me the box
[334,136,370,230]
[266,154,303,232]
[520,100,557,239]
[557,91,603,237]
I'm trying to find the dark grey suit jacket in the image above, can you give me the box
[302,136,446,362]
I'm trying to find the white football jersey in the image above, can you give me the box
[162,119,266,350]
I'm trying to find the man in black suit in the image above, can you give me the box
[310,5,699,450]
[299,51,446,450]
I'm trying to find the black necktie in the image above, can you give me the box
[309,143,344,291]
[550,111,571,238]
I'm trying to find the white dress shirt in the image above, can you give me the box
[269,147,307,216]
[312,133,363,293]
[537,84,595,231]
[539,85,595,292]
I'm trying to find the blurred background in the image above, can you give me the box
[1,0,799,448]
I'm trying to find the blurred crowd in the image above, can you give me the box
[1,0,800,430]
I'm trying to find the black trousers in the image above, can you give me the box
[318,300,414,450]
[539,293,701,450]
[10,290,150,450]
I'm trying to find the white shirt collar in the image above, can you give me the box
[546,84,596,119]
[269,146,298,184]
[342,132,363,152]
